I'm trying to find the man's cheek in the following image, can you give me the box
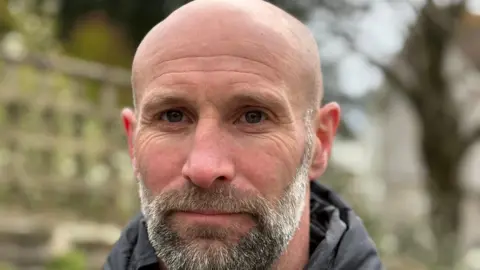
[136,143,186,193]
[236,150,293,200]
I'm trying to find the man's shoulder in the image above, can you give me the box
[332,210,384,269]
[307,182,384,270]
[103,213,157,270]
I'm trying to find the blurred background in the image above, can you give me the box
[0,0,480,269]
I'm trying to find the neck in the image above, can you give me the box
[272,196,311,270]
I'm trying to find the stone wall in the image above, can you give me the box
[0,52,134,269]
[0,52,139,224]
[0,211,121,270]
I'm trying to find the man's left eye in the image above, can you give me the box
[240,110,267,124]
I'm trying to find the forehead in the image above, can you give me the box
[132,3,309,110]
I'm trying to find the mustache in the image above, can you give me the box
[147,183,273,218]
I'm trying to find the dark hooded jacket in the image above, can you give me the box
[104,182,384,270]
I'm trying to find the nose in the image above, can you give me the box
[181,122,235,189]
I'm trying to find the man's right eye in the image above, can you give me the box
[158,109,186,123]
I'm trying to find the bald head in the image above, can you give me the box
[124,3,341,269]
[131,0,322,111]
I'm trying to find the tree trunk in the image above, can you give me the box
[399,3,467,267]
[425,170,461,269]
[421,126,463,269]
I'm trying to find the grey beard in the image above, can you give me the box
[138,120,315,270]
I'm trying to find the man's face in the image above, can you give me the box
[132,56,314,269]
[124,4,339,270]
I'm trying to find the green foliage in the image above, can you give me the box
[63,13,132,67]
[0,262,16,270]
[55,0,308,50]
[0,0,15,36]
[3,0,59,52]
[46,250,87,270]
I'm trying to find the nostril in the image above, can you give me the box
[216,176,228,181]
[184,175,192,183]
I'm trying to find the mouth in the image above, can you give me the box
[181,210,243,215]
[171,210,253,227]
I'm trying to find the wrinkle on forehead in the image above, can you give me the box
[132,0,322,109]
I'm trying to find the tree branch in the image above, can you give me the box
[330,26,420,104]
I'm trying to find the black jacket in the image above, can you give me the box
[104,182,384,270]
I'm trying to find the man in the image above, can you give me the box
[105,0,383,269]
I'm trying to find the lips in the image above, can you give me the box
[181,210,241,215]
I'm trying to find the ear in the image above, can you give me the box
[308,102,340,180]
[121,107,136,162]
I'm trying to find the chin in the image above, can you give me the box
[176,223,249,244]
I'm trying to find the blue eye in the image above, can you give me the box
[160,110,185,123]
[241,110,266,124]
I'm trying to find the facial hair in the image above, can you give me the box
[137,115,315,270]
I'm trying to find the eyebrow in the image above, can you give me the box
[139,86,291,117]
[139,88,192,117]
[224,90,290,114]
